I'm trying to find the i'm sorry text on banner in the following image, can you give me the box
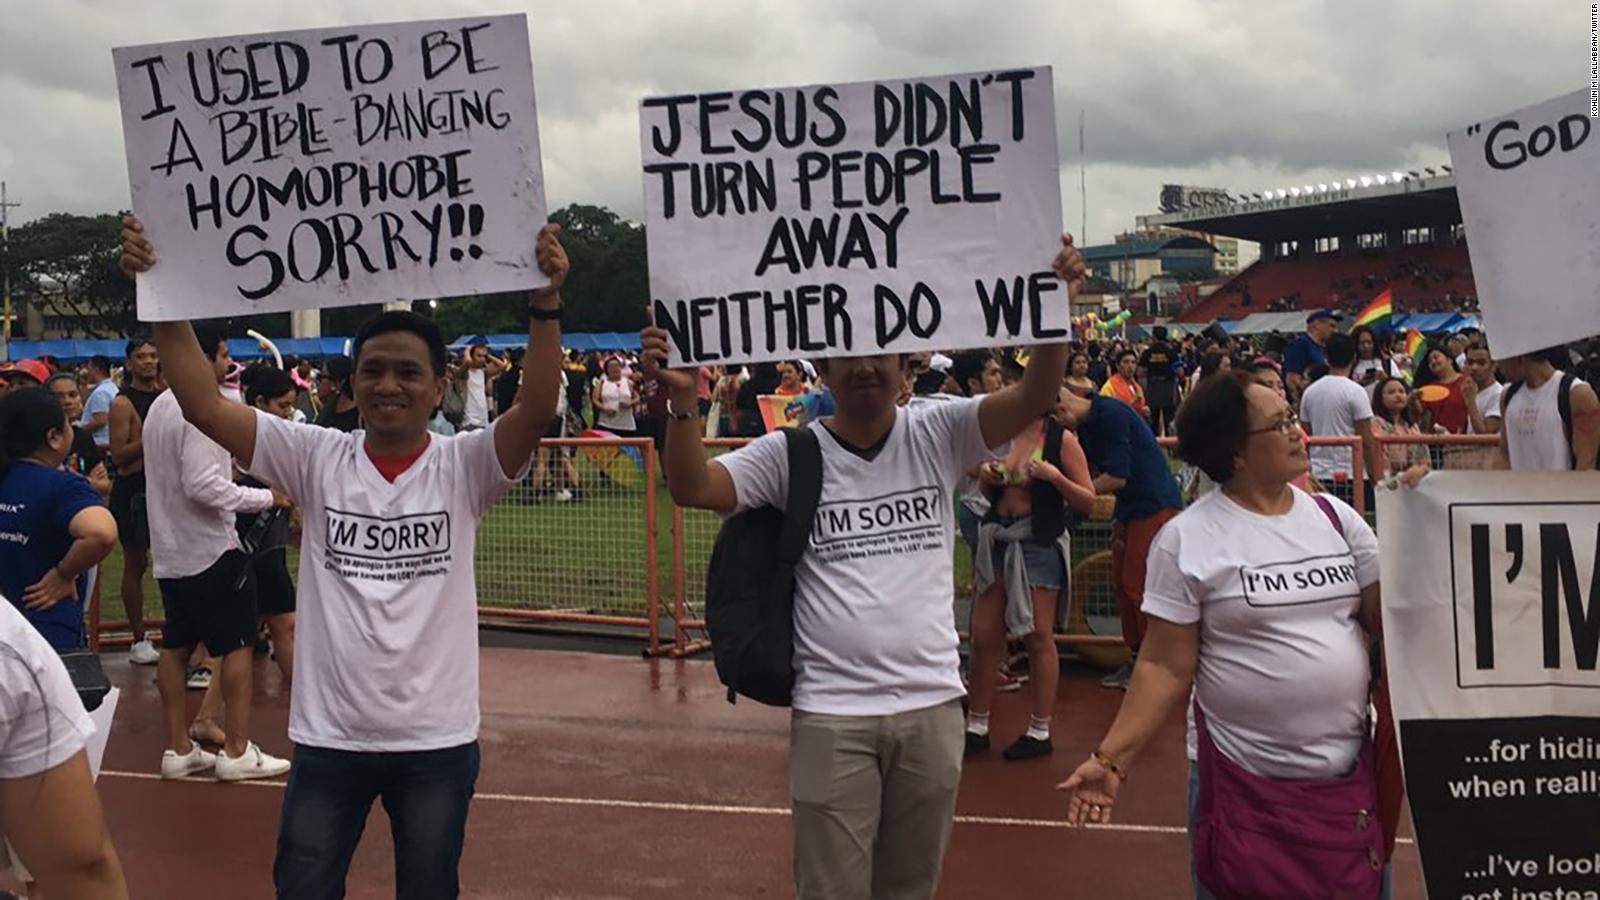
[1378,473,1600,900]
[641,68,1065,368]
[114,14,547,322]
[1447,89,1598,360]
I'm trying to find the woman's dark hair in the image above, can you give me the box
[1067,351,1090,375]
[1411,342,1457,389]
[0,387,69,477]
[353,311,448,376]
[1175,371,1259,484]
[1351,325,1379,360]
[1373,376,1418,427]
[242,364,297,407]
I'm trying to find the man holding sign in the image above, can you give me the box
[644,234,1084,900]
[119,216,569,899]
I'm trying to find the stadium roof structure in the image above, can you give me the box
[1082,234,1214,261]
[1141,172,1461,242]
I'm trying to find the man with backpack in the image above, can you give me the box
[642,235,1087,900]
[1496,346,1599,471]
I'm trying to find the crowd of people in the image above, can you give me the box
[0,208,1597,899]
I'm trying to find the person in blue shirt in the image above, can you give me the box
[0,387,119,650]
[1054,390,1184,690]
[79,355,120,451]
[1281,310,1339,400]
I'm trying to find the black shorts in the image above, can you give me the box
[158,551,259,656]
[253,548,296,616]
[108,476,150,550]
[543,417,566,440]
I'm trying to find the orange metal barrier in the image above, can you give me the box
[84,432,1508,658]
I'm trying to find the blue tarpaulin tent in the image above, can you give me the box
[1392,312,1467,333]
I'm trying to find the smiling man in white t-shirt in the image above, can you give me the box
[643,236,1086,900]
[121,216,570,900]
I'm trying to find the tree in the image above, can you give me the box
[4,213,135,337]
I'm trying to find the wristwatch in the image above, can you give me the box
[666,398,700,421]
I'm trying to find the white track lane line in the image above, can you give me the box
[98,769,1412,844]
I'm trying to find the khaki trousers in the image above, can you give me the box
[789,698,964,900]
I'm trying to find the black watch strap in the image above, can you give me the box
[528,303,564,321]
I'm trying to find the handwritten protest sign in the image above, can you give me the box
[640,67,1065,368]
[1379,473,1600,899]
[1447,89,1599,358]
[113,15,547,322]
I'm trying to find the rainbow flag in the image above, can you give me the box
[1404,328,1427,371]
[1352,289,1393,330]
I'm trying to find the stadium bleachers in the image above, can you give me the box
[1179,242,1477,323]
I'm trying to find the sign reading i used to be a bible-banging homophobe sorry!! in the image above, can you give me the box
[112,14,548,322]
[640,67,1066,368]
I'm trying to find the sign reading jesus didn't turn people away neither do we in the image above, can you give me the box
[641,67,1068,368]
[113,14,548,322]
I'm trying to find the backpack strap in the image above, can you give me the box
[779,428,823,565]
[1558,373,1577,468]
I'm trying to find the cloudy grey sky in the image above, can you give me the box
[0,0,1585,256]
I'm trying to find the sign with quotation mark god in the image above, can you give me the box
[113,14,548,321]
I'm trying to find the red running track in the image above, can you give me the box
[81,648,1425,898]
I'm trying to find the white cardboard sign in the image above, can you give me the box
[640,67,1066,368]
[113,14,547,322]
[1447,90,1599,358]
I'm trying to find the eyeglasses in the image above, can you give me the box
[1249,410,1300,436]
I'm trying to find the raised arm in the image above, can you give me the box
[491,223,570,479]
[119,216,259,466]
[641,324,739,513]
[977,234,1085,448]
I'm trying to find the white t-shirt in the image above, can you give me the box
[246,413,522,751]
[595,378,636,433]
[1141,488,1379,779]
[1471,380,1504,433]
[0,597,94,778]
[717,398,995,716]
[1504,374,1585,472]
[464,368,490,429]
[1351,358,1389,384]
[143,391,275,579]
[1299,374,1373,481]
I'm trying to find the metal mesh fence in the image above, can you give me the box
[473,438,660,637]
[87,433,1503,655]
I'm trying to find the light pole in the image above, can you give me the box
[0,181,19,362]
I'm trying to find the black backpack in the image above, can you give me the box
[705,428,823,706]
[1502,373,1577,467]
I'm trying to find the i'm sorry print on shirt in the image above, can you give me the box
[810,484,947,565]
[324,508,454,582]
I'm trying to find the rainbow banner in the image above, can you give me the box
[1404,328,1428,371]
[1352,289,1394,331]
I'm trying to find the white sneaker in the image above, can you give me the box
[160,744,217,780]
[214,742,291,782]
[129,639,160,665]
[186,667,212,690]
[554,489,573,502]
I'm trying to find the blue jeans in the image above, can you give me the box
[1187,762,1391,900]
[274,741,480,900]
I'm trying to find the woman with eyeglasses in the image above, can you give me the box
[1060,370,1394,899]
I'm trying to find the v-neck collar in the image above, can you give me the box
[354,431,436,492]
[816,408,903,465]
